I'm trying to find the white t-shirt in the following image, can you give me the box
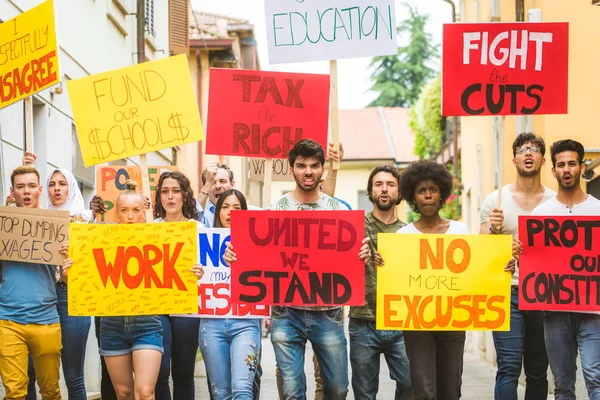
[481,185,555,286]
[532,194,600,315]
[396,220,471,234]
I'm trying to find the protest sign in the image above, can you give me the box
[95,165,178,222]
[376,234,512,331]
[230,210,365,306]
[442,22,569,116]
[206,68,329,159]
[249,158,294,182]
[189,227,270,318]
[518,216,600,312]
[67,55,204,166]
[0,207,68,265]
[264,0,398,64]
[68,222,198,316]
[0,0,60,109]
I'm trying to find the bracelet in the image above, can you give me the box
[200,190,209,196]
[326,176,336,180]
[489,225,501,234]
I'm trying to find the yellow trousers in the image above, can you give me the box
[0,320,62,400]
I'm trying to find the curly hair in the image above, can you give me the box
[512,132,546,157]
[214,189,248,228]
[153,171,200,221]
[400,161,453,213]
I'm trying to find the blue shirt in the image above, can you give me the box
[0,260,59,324]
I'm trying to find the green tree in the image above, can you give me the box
[410,74,445,159]
[369,4,439,108]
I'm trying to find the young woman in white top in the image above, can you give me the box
[395,160,469,400]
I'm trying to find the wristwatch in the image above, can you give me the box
[489,225,502,234]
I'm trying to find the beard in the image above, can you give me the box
[516,164,541,178]
[374,195,397,211]
[294,172,323,192]
[557,173,580,190]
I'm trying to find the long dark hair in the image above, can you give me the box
[153,171,200,221]
[213,189,248,228]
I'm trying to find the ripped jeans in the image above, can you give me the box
[199,318,261,400]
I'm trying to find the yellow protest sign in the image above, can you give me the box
[376,234,512,331]
[67,54,204,166]
[0,0,60,109]
[68,222,198,316]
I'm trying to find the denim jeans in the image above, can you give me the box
[199,318,261,400]
[26,283,91,400]
[349,318,412,400]
[544,312,600,400]
[270,306,348,400]
[99,316,163,356]
[156,316,200,400]
[403,330,465,400]
[493,287,548,400]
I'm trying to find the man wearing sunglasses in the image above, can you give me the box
[480,133,555,400]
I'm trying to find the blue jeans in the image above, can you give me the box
[155,316,200,400]
[199,318,261,400]
[26,283,91,400]
[99,316,163,356]
[349,318,412,400]
[493,287,548,400]
[544,312,600,400]
[270,306,348,400]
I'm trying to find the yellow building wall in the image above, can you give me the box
[460,0,600,236]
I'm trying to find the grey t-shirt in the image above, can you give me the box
[480,184,555,286]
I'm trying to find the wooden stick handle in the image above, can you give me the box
[329,60,340,170]
[139,154,153,222]
[262,159,274,208]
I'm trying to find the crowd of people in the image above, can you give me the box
[0,135,598,400]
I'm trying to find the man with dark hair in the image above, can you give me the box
[480,132,554,399]
[224,139,370,399]
[531,139,600,399]
[349,165,412,400]
[0,166,64,399]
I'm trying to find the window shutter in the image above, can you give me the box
[145,0,155,36]
[169,0,189,55]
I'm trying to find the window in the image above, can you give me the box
[169,0,189,55]
[357,190,373,213]
[145,0,155,36]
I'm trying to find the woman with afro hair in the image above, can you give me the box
[396,160,469,400]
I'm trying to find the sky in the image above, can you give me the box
[190,0,453,110]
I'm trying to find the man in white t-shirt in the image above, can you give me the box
[480,133,554,400]
[530,139,600,399]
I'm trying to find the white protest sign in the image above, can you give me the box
[265,0,398,64]
[193,227,270,319]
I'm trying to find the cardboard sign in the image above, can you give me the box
[95,165,178,222]
[67,55,204,166]
[376,234,512,331]
[264,0,398,64]
[206,69,329,159]
[189,227,270,318]
[0,207,69,265]
[0,0,60,109]
[518,216,600,312]
[68,222,198,316]
[249,158,294,182]
[230,210,365,306]
[442,22,569,116]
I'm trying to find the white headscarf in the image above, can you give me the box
[46,168,93,222]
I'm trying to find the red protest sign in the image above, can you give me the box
[206,69,330,159]
[442,22,569,116]
[518,216,600,312]
[229,210,365,306]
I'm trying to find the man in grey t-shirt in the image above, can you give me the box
[480,133,554,400]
